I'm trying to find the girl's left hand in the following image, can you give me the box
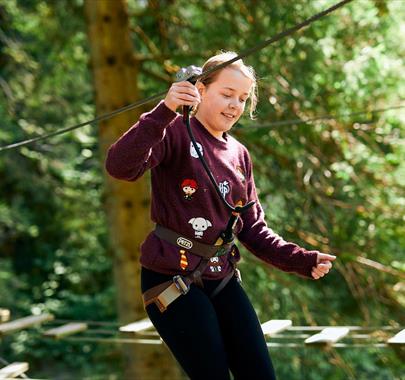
[312,253,336,280]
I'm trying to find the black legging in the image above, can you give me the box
[141,266,277,380]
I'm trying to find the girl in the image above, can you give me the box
[106,51,336,380]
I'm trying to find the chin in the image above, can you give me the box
[226,121,236,129]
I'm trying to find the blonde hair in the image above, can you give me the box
[193,51,258,119]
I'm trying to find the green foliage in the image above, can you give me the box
[0,0,118,378]
[0,0,404,379]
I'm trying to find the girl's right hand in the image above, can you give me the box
[164,81,201,113]
[311,253,336,280]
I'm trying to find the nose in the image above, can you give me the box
[228,98,238,110]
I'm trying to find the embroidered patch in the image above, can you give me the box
[188,217,212,239]
[209,257,222,272]
[176,237,193,250]
[179,249,188,270]
[190,141,203,158]
[218,180,230,197]
[236,166,246,183]
[181,179,198,200]
[210,266,222,272]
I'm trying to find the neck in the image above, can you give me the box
[195,114,226,142]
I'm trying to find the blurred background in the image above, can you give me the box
[0,0,404,379]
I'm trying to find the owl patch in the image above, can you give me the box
[190,142,203,158]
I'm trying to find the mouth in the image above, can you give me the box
[221,112,236,120]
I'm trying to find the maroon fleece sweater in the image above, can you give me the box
[105,100,318,280]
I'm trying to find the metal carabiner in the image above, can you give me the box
[175,65,202,85]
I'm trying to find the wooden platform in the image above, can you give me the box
[305,327,350,345]
[120,318,154,333]
[0,362,28,379]
[261,319,292,336]
[0,314,54,336]
[43,322,88,339]
[387,329,405,345]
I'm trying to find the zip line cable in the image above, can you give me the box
[192,0,353,81]
[237,104,405,130]
[0,0,353,152]
[0,90,168,152]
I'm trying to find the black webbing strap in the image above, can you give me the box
[210,254,240,299]
[154,224,233,258]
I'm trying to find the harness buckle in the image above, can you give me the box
[173,275,190,295]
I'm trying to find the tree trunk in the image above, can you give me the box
[84,1,184,378]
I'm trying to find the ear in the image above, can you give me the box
[189,218,195,224]
[195,81,205,96]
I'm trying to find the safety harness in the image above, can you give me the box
[142,66,255,312]
[142,224,240,312]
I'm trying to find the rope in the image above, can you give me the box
[0,0,352,152]
[0,319,399,348]
[53,318,121,327]
[48,336,395,348]
[0,357,9,366]
[50,318,403,331]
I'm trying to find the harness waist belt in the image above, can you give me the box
[154,224,233,258]
[143,225,239,313]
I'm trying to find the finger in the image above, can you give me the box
[175,80,198,88]
[317,266,329,275]
[175,99,200,107]
[173,82,200,96]
[172,92,201,106]
[312,269,320,280]
[315,267,329,277]
[317,253,337,264]
[173,90,201,102]
[173,84,199,93]
[174,93,200,102]
[318,262,332,270]
[313,267,325,277]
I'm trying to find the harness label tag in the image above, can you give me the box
[176,237,193,250]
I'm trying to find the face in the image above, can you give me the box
[195,68,252,140]
[183,186,195,194]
